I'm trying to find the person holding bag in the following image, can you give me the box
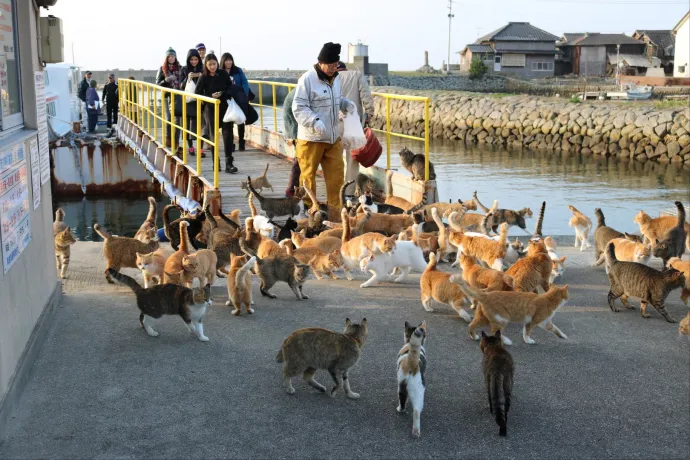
[194,53,238,174]
[221,53,250,151]
[180,48,204,157]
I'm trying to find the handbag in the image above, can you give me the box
[350,128,382,168]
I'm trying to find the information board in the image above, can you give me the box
[0,143,31,274]
[34,71,50,184]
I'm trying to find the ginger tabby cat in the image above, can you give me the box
[136,248,173,288]
[419,253,471,321]
[505,239,553,293]
[460,253,514,309]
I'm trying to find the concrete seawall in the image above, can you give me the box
[369,88,690,166]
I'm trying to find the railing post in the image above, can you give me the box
[424,98,430,181]
[182,96,187,164]
[258,83,264,132]
[385,97,391,170]
[162,90,167,147]
[197,100,202,176]
[171,93,176,154]
[214,100,220,188]
[153,87,157,143]
[272,84,277,133]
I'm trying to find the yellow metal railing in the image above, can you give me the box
[247,80,432,181]
[118,79,222,188]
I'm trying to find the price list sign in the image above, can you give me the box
[0,143,31,274]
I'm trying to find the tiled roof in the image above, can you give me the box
[563,33,585,42]
[465,44,494,53]
[475,22,559,43]
[571,33,643,46]
[636,30,674,54]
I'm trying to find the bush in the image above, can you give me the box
[569,95,581,103]
[469,59,488,80]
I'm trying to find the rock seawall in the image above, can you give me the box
[370,88,690,165]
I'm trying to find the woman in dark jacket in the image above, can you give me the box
[220,53,249,151]
[156,47,184,148]
[180,48,204,157]
[194,53,238,174]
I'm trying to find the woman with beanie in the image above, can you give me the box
[220,53,249,151]
[194,53,238,174]
[86,80,101,132]
[180,48,204,157]
[155,47,184,149]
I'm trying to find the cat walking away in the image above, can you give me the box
[568,205,592,251]
[397,321,428,438]
[276,318,368,397]
[652,201,687,269]
[247,176,305,219]
[225,255,257,316]
[134,197,158,242]
[593,208,624,265]
[419,253,471,321]
[480,330,514,437]
[240,239,311,300]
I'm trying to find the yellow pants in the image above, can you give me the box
[296,139,344,209]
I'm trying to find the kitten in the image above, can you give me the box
[276,318,367,397]
[354,173,376,197]
[292,229,342,253]
[451,276,569,345]
[593,208,624,265]
[182,249,218,287]
[134,197,158,242]
[448,223,508,271]
[419,253,471,320]
[594,235,650,270]
[668,257,690,305]
[480,330,514,437]
[54,226,76,279]
[225,255,256,316]
[240,163,272,196]
[247,176,305,219]
[358,226,428,286]
[679,312,690,339]
[108,269,211,341]
[136,248,173,288]
[286,245,344,280]
[652,201,687,269]
[204,207,243,276]
[53,208,68,236]
[397,321,428,438]
[605,242,685,322]
[94,223,159,283]
[358,193,405,215]
[544,237,566,282]
[385,170,415,211]
[505,240,553,293]
[240,239,311,300]
[634,208,690,251]
[460,253,514,309]
[162,204,206,250]
[399,147,436,181]
[163,221,194,284]
[568,205,592,251]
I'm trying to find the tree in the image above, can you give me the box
[469,58,488,80]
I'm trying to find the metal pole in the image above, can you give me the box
[424,98,430,181]
[182,97,187,164]
[447,0,454,74]
[214,100,220,188]
[197,100,202,176]
[259,84,264,132]
[272,84,277,133]
[616,44,620,88]
[385,97,391,170]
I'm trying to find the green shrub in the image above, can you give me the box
[569,95,581,103]
[469,59,488,80]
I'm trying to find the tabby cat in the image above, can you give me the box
[134,197,158,242]
[94,223,159,283]
[652,201,687,269]
[54,226,76,279]
[225,255,256,316]
[240,163,272,196]
[240,239,311,300]
[204,207,243,276]
[399,147,436,181]
[247,176,305,219]
[480,330,514,437]
[473,193,533,234]
[53,208,68,235]
[354,173,376,197]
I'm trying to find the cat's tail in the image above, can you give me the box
[448,211,464,232]
[275,344,285,363]
[341,209,351,243]
[473,191,491,213]
[534,201,546,238]
[108,269,142,294]
[480,212,494,236]
[302,180,321,214]
[605,241,618,267]
[93,223,111,240]
[262,163,270,177]
[245,217,255,240]
[246,176,264,202]
[449,275,484,301]
[340,180,355,211]
[248,192,259,218]
[203,206,218,231]
[594,208,605,228]
[163,204,178,241]
[145,197,157,225]
[568,204,584,218]
[406,195,427,215]
[491,373,508,437]
[217,209,240,232]
[498,222,509,249]
[279,239,293,255]
[674,201,685,229]
[236,256,256,296]
[178,221,193,253]
[239,237,259,259]
[488,200,499,214]
[55,208,65,222]
[431,207,447,254]
[425,252,438,273]
[385,170,394,199]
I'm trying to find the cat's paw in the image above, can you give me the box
[346,391,360,400]
[225,301,231,306]
[247,308,255,314]
[360,282,370,288]
[286,387,296,395]
[301,294,309,300]
[501,335,513,346]
[231,310,240,316]
[198,335,210,342]
[397,405,404,413]
[559,333,569,339]
[147,330,159,337]
[411,428,420,438]
[665,317,677,324]
[524,337,536,345]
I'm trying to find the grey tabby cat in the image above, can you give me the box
[652,201,687,269]
[399,147,436,181]
[246,175,306,219]
[605,242,685,322]
[593,208,624,265]
[204,207,242,276]
[354,173,376,197]
[108,269,212,341]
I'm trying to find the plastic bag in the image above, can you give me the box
[341,111,366,150]
[223,99,246,124]
[184,78,196,103]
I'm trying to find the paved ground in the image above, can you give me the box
[1,242,688,459]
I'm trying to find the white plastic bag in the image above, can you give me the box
[341,111,366,150]
[223,99,246,124]
[184,78,197,103]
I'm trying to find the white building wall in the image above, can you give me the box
[673,17,689,77]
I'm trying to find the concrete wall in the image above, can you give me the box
[674,18,689,78]
[0,1,61,439]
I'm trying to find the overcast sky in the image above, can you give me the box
[43,0,688,71]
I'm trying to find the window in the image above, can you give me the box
[0,0,22,131]
[531,61,554,71]
[680,65,687,74]
[502,54,526,67]
[47,101,56,117]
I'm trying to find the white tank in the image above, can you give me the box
[348,42,368,63]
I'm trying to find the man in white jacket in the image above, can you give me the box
[292,42,355,208]
[337,61,375,196]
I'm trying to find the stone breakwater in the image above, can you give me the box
[370,88,690,165]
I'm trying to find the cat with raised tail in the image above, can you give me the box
[108,269,212,341]
[652,201,687,269]
[480,330,514,437]
[593,208,624,265]
[397,321,428,438]
[134,197,158,242]
[384,170,415,211]
[240,164,272,197]
[225,255,257,316]
[359,225,428,287]
[54,225,76,280]
[94,223,160,284]
[247,176,305,219]
[568,205,592,251]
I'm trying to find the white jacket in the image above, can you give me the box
[338,69,374,125]
[293,67,354,144]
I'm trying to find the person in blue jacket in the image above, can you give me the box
[220,53,249,151]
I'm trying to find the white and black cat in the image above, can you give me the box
[358,194,405,215]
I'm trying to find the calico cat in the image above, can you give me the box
[568,205,592,251]
[136,247,173,288]
[204,207,243,276]
[668,257,690,304]
[652,201,687,269]
[276,318,367,397]
[53,208,68,235]
[419,253,471,320]
[162,204,207,250]
[163,221,194,284]
[239,239,311,300]
[449,223,508,271]
[399,147,436,181]
[134,197,158,242]
[54,226,76,279]
[460,253,514,309]
[505,240,553,293]
[480,330,514,437]
[544,237,566,282]
[240,163,272,196]
[594,235,650,269]
[451,276,569,345]
[473,193,533,234]
[247,176,306,219]
[225,255,256,316]
[94,223,159,283]
[108,269,211,341]
[605,242,685,322]
[385,170,415,211]
[181,249,218,287]
[634,208,690,251]
[397,321,428,438]
[358,193,405,215]
[593,208,624,264]
[354,173,376,197]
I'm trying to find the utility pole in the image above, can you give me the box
[219,37,222,56]
[71,42,75,64]
[616,44,620,88]
[447,0,455,74]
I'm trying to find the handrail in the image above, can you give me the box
[247,79,432,181]
[118,79,222,188]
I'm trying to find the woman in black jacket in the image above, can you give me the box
[180,48,204,157]
[194,53,238,174]
[155,47,184,149]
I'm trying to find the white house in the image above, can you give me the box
[672,10,690,77]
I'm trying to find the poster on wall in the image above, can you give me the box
[0,143,31,274]
[30,138,40,209]
[34,71,50,184]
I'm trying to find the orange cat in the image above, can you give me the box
[634,210,690,251]
[359,212,418,236]
[460,254,514,309]
[340,208,396,280]
[451,276,569,345]
[292,229,342,253]
[594,236,651,269]
[679,312,690,339]
[182,249,218,287]
[431,207,449,261]
[419,253,471,321]
[568,205,592,251]
[668,257,690,304]
[286,244,344,280]
[163,221,193,285]
[136,247,173,288]
[225,255,256,316]
[449,223,508,270]
[257,237,288,259]
[505,240,552,293]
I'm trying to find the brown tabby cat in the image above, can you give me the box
[240,163,272,196]
[652,201,687,269]
[605,242,685,322]
[399,147,436,181]
[134,197,158,242]
[225,255,256,316]
[54,227,76,279]
[354,173,376,197]
[276,318,368,397]
[247,176,305,219]
[94,223,159,283]
[240,239,311,300]
[593,208,624,265]
[286,244,344,280]
[480,330,514,437]
[204,207,243,276]
[108,269,212,341]
[473,193,533,234]
[419,253,471,321]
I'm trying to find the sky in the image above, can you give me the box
[43,0,689,71]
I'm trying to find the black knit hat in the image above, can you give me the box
[317,42,341,64]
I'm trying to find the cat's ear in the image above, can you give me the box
[481,331,488,339]
[405,321,411,329]
[136,252,142,257]
[345,318,351,326]
[559,256,566,263]
[361,318,367,327]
